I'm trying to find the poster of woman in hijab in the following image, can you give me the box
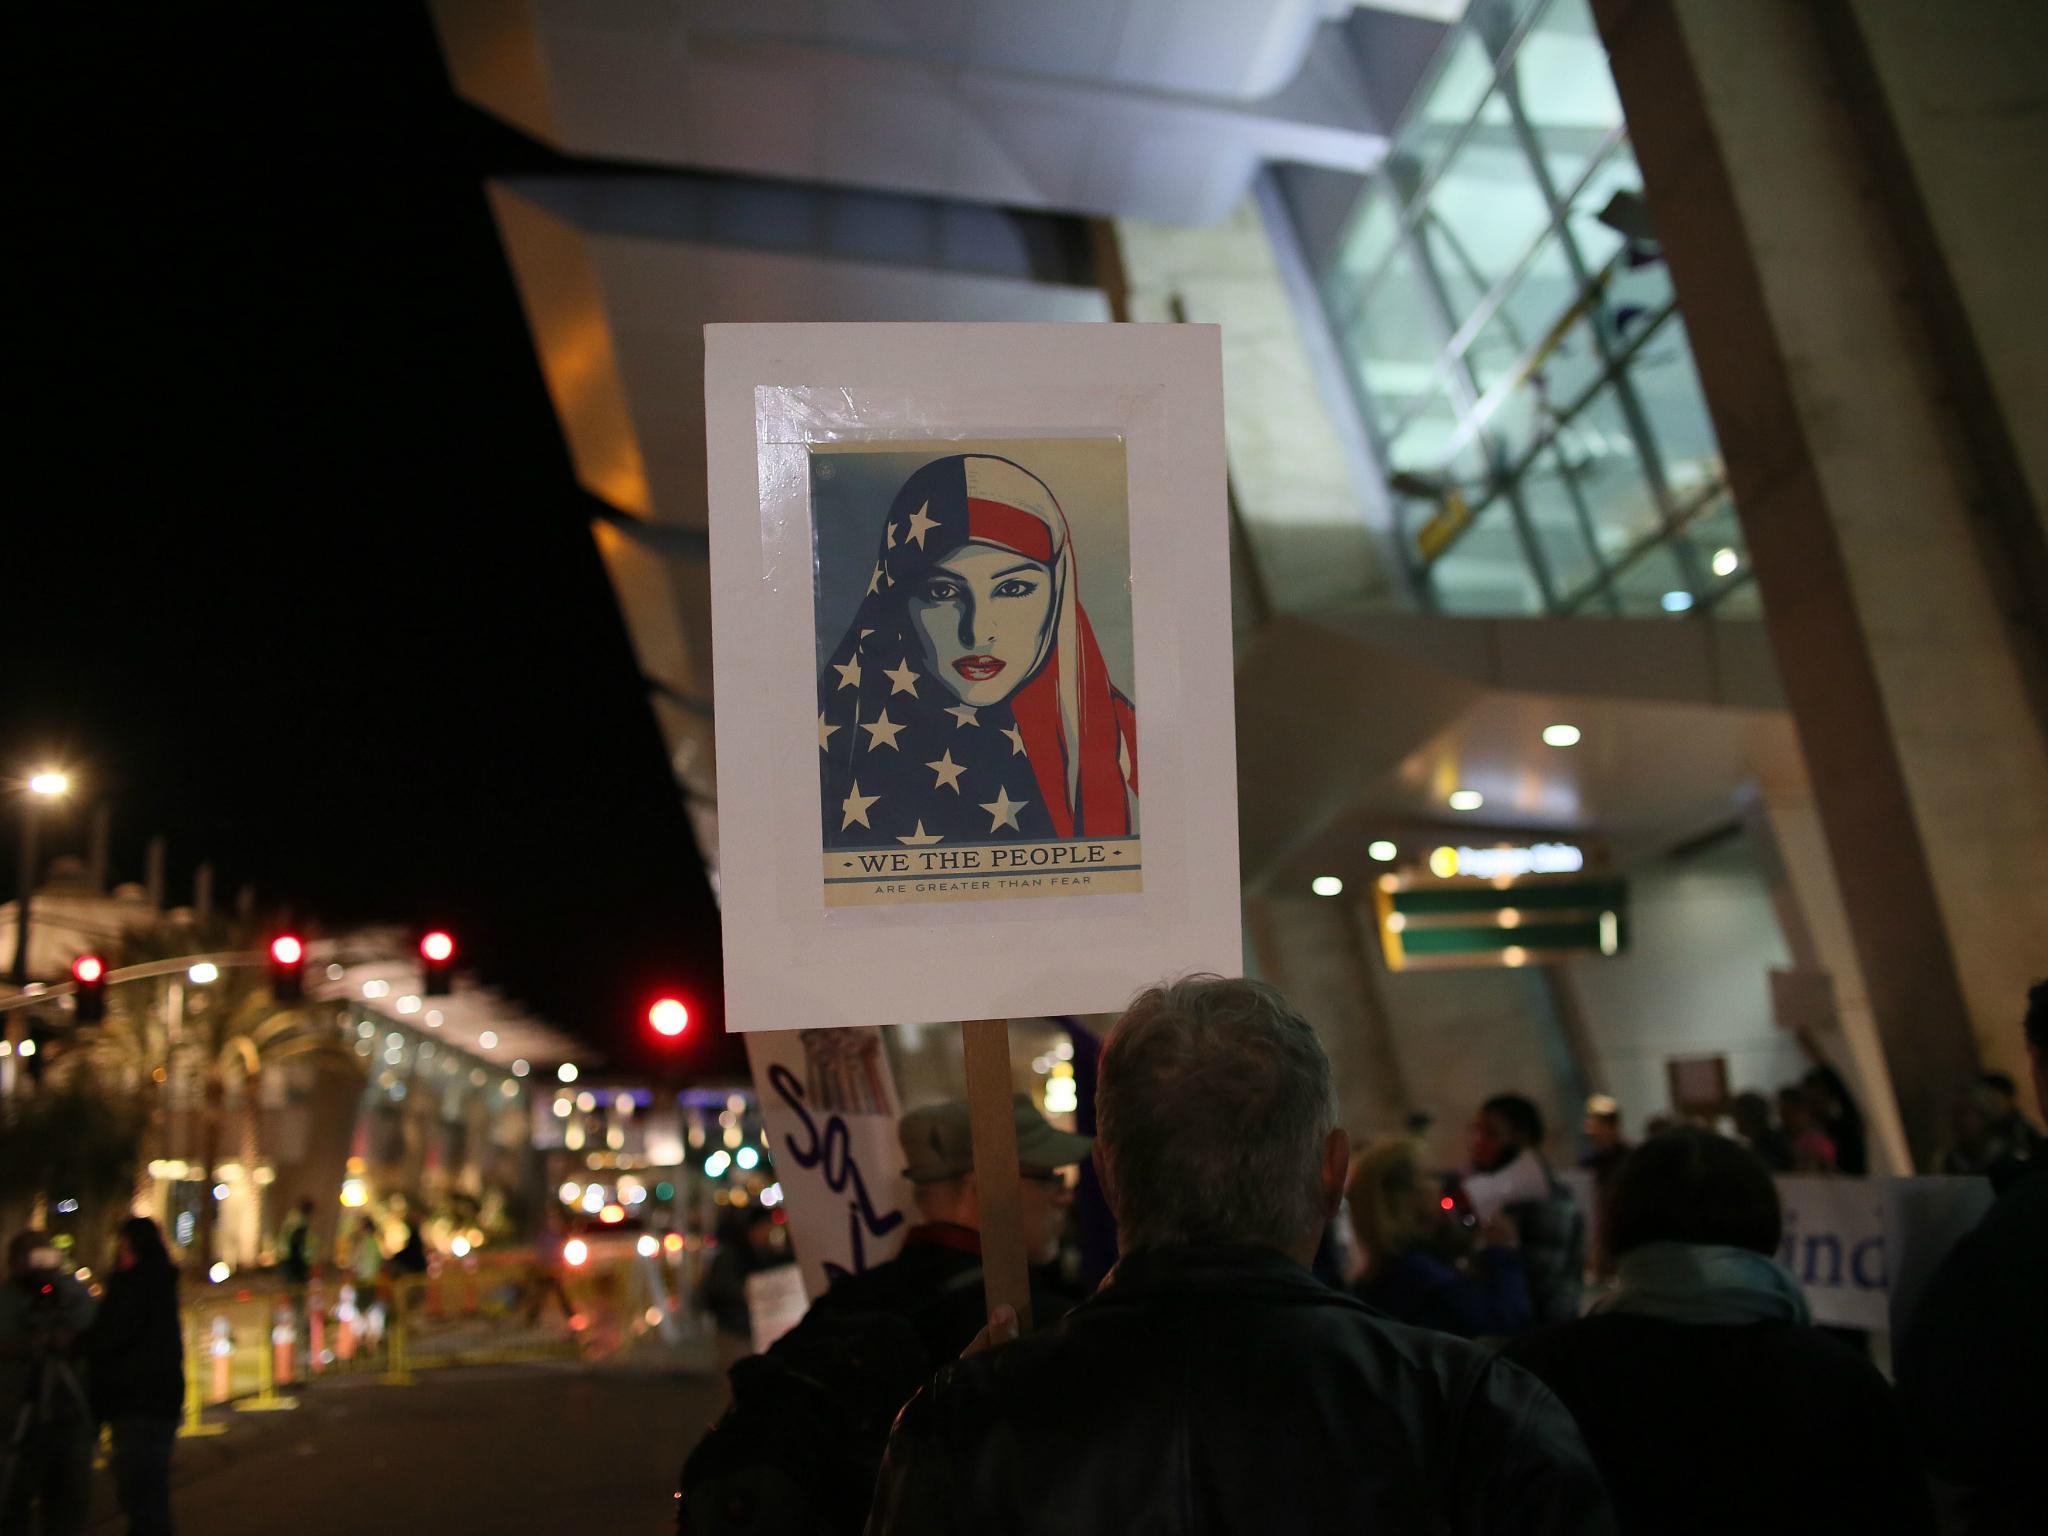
[813,440,1139,906]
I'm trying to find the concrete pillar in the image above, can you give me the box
[1247,895,1412,1142]
[1595,0,2048,1163]
[1747,786,1912,1175]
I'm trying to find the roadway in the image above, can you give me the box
[81,1360,729,1534]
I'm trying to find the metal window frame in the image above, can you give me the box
[1327,0,1558,333]
[1320,0,1740,621]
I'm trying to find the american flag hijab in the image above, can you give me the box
[818,453,1138,851]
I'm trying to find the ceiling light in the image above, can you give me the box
[1711,547,1740,578]
[1311,876,1344,897]
[1541,724,1581,748]
[1448,790,1484,811]
[1367,840,1397,862]
[1660,590,1694,613]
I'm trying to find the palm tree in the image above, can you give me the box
[76,919,363,1265]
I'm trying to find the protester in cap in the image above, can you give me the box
[1579,1095,1631,1196]
[1898,980,2048,1536]
[1464,1092,1585,1325]
[867,976,1613,1536]
[679,1094,1090,1536]
[1508,1130,1935,1536]
[1347,1136,1534,1341]
[806,1093,1090,1364]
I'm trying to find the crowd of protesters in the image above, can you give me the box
[678,972,2046,1536]
[6,974,2039,1535]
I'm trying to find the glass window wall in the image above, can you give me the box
[1321,0,1755,618]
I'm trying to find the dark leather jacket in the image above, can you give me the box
[866,1244,1613,1536]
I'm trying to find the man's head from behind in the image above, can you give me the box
[1605,1129,1780,1260]
[1471,1093,1545,1173]
[1096,975,1345,1262]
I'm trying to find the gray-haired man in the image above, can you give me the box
[866,975,1614,1535]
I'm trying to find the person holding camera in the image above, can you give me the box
[0,1229,98,1536]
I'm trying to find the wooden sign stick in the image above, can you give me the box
[961,1017,1033,1333]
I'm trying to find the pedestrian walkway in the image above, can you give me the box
[81,1360,729,1534]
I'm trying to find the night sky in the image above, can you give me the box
[10,6,737,1077]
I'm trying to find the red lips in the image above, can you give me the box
[953,655,1005,681]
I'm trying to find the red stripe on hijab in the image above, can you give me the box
[1009,603,1133,840]
[966,499,1056,563]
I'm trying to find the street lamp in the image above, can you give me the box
[12,768,74,988]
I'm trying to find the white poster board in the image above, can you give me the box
[744,1027,916,1299]
[706,323,1240,1032]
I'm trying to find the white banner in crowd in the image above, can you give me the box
[1764,1175,1993,1331]
[1563,1169,1993,1331]
[744,1027,916,1300]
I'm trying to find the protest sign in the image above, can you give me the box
[704,323,1239,1034]
[743,1027,915,1300]
[707,324,1238,1324]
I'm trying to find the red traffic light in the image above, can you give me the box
[72,953,108,1024]
[267,934,306,1003]
[420,930,455,996]
[648,998,689,1038]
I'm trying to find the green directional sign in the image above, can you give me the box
[1374,878,1628,971]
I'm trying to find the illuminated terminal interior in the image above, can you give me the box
[429,0,2044,1175]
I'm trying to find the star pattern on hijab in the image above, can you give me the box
[819,640,1045,846]
[818,454,1136,853]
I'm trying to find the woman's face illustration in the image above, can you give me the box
[907,542,1055,706]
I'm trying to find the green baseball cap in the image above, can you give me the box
[898,1094,1093,1185]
